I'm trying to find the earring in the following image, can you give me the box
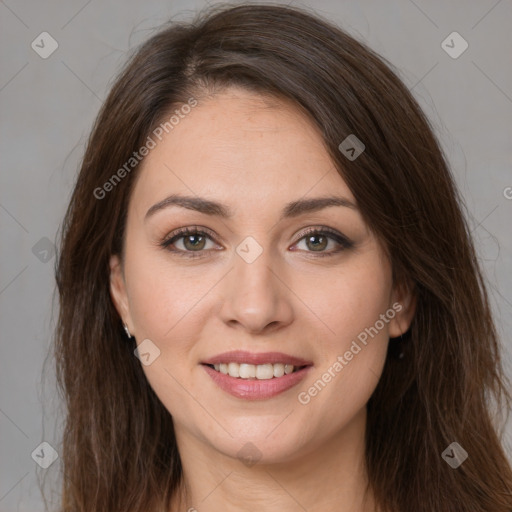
[389,333,405,360]
[123,323,133,339]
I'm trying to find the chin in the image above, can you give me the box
[200,416,311,465]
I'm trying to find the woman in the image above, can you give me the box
[54,3,512,511]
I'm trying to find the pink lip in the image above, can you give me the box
[201,350,313,366]
[202,364,313,400]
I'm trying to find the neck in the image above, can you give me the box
[170,406,376,512]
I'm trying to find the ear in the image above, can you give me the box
[109,254,134,334]
[388,278,417,338]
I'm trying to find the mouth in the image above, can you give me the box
[200,351,313,400]
[202,362,308,379]
[201,363,312,400]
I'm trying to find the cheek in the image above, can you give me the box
[123,248,224,412]
[293,257,392,423]
[123,253,213,419]
[124,245,212,341]
[299,254,393,352]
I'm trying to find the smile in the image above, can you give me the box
[201,363,312,400]
[205,362,305,379]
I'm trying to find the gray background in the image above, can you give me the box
[1,0,511,510]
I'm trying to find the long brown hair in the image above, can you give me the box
[54,3,512,511]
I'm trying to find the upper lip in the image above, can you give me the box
[201,350,313,367]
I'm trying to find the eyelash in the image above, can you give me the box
[160,225,354,259]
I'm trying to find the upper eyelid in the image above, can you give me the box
[163,226,218,244]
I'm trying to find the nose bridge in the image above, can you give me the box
[219,234,293,332]
[235,237,276,294]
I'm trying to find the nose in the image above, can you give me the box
[218,243,294,335]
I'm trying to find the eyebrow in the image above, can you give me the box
[144,193,357,221]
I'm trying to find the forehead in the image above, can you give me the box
[130,88,354,216]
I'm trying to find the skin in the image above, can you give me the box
[110,87,416,512]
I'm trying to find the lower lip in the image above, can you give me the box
[201,364,312,400]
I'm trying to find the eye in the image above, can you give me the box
[291,227,354,257]
[160,226,220,258]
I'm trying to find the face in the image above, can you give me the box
[110,87,415,464]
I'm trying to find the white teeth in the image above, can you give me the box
[209,362,302,379]
[256,364,274,380]
[239,363,256,379]
[273,363,285,378]
[228,362,240,378]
